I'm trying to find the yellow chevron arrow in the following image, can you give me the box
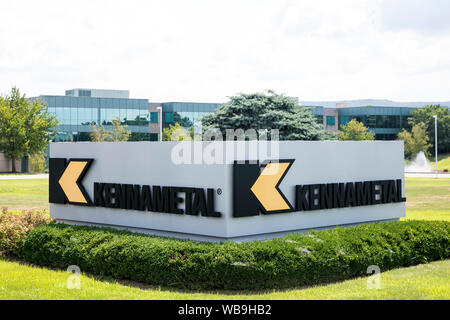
[58,161,90,204]
[250,161,293,212]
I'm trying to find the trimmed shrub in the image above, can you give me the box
[21,220,449,290]
[0,209,53,256]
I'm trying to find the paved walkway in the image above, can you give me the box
[0,174,49,180]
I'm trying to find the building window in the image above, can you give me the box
[326,116,335,126]
[339,116,350,125]
[315,115,323,125]
[150,112,158,123]
[165,112,174,123]
[79,90,91,97]
[375,115,400,129]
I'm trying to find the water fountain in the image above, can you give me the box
[405,151,433,173]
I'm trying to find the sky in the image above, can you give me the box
[1,0,450,103]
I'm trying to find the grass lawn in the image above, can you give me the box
[431,153,450,171]
[0,177,448,299]
[438,155,450,171]
[0,179,49,210]
[0,257,448,300]
[403,178,450,221]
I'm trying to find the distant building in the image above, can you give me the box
[333,105,417,140]
[148,101,435,141]
[2,90,445,173]
[31,89,151,142]
[29,89,450,143]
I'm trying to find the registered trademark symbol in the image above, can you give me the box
[217,188,222,195]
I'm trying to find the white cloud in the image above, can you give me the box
[0,0,449,102]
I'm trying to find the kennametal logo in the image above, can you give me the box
[49,158,406,219]
[49,158,220,218]
[233,160,406,218]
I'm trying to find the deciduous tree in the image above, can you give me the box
[0,87,57,172]
[90,117,131,142]
[408,105,450,155]
[162,123,195,141]
[397,122,432,160]
[338,119,375,141]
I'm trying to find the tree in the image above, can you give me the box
[90,117,131,142]
[321,130,339,141]
[109,117,131,141]
[397,122,432,160]
[201,90,328,140]
[90,124,108,142]
[28,153,47,173]
[338,119,375,141]
[162,123,195,141]
[408,105,450,155]
[173,112,194,128]
[0,87,58,172]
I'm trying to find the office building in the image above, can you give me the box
[3,89,446,173]
[31,89,151,142]
[31,90,450,143]
[304,105,418,140]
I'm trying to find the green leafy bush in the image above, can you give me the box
[21,220,449,290]
[0,209,53,256]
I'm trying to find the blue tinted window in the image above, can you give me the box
[340,116,350,125]
[100,109,107,124]
[78,108,93,124]
[79,90,91,97]
[128,109,138,121]
[55,97,64,107]
[55,107,64,123]
[120,109,127,121]
[150,112,158,123]
[70,108,77,125]
[326,116,335,126]
[165,112,174,123]
[111,109,120,122]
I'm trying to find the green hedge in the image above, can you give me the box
[21,220,449,290]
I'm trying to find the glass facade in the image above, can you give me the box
[161,102,222,128]
[33,95,150,142]
[336,106,416,139]
[157,103,420,141]
[305,106,324,124]
[32,92,435,143]
[339,116,350,125]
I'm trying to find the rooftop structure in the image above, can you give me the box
[65,88,130,99]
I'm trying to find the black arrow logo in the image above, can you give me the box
[233,159,294,218]
[49,158,93,206]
